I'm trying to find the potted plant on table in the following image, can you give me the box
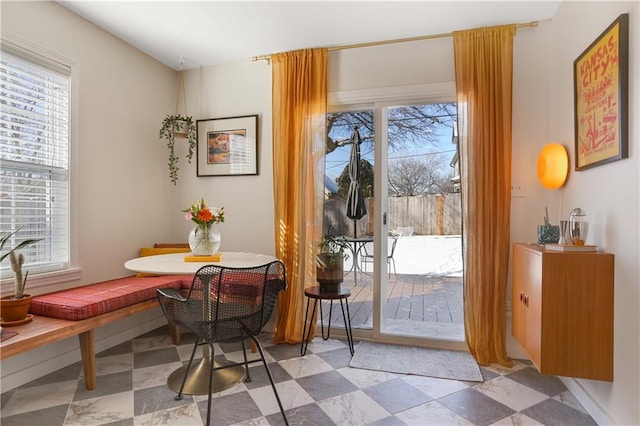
[1,229,42,325]
[316,227,350,292]
[159,114,197,185]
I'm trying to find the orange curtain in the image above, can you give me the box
[272,49,327,343]
[453,25,515,367]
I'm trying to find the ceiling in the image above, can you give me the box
[59,1,561,70]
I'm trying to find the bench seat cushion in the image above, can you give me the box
[30,275,192,320]
[185,273,274,298]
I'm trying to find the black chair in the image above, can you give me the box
[157,261,288,426]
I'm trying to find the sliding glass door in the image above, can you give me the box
[324,89,464,349]
[377,102,463,345]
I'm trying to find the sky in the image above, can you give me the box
[324,111,457,182]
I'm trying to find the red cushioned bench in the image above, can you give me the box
[0,274,192,390]
[30,275,190,320]
[0,244,273,391]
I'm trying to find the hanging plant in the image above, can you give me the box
[159,114,196,185]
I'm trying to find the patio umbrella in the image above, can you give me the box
[346,127,367,237]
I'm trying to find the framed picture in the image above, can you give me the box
[196,115,258,176]
[573,13,629,171]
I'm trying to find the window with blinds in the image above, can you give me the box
[1,45,70,276]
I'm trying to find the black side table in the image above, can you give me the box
[300,285,355,356]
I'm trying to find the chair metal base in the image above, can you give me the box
[167,357,245,395]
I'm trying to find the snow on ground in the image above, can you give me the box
[343,235,463,277]
[394,235,462,276]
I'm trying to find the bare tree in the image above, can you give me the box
[388,155,455,196]
[326,103,457,155]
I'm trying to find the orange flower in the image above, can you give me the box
[197,208,213,222]
[182,198,225,226]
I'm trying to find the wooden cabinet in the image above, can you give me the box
[512,243,614,381]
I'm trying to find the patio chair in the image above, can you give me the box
[391,226,414,237]
[361,235,398,278]
[157,261,288,426]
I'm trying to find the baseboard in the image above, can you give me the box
[1,315,166,392]
[560,377,617,425]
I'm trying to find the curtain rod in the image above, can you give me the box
[252,21,538,63]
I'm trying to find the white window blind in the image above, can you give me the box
[0,45,70,275]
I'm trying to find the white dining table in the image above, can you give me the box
[124,251,278,275]
[124,251,279,395]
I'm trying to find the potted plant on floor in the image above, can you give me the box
[159,114,197,185]
[316,227,350,292]
[1,229,42,325]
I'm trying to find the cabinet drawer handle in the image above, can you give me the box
[520,292,524,303]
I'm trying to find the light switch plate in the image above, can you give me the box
[511,184,525,198]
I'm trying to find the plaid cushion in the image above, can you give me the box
[179,273,282,298]
[30,275,192,320]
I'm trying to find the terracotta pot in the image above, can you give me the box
[316,253,343,292]
[1,294,32,322]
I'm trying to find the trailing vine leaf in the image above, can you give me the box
[159,114,197,185]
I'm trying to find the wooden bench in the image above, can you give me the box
[0,299,168,390]
[0,273,191,390]
[0,244,272,392]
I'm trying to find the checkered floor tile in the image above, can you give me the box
[1,326,596,425]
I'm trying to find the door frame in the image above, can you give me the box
[328,82,467,350]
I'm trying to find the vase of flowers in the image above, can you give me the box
[182,198,225,256]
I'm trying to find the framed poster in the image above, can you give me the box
[573,14,629,171]
[196,115,258,176]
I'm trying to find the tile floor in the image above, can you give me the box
[1,326,596,425]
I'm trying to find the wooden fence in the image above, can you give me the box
[325,193,461,236]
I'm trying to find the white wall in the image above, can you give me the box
[320,7,640,424]
[328,36,455,92]
[546,2,639,425]
[511,4,640,423]
[1,1,179,390]
[2,2,638,423]
[1,1,278,392]
[479,4,639,422]
[1,1,179,287]
[170,60,275,256]
[502,18,554,362]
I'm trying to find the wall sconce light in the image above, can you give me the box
[537,143,568,189]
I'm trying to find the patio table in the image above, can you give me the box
[341,236,373,286]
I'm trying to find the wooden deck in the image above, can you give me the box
[314,271,464,338]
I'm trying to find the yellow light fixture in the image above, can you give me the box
[537,143,568,189]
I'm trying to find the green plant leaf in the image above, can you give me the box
[0,230,41,263]
[159,114,197,184]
